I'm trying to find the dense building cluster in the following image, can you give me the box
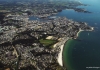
[0,0,93,70]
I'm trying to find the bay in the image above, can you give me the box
[59,0,100,70]
[28,0,100,69]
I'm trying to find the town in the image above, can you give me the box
[0,0,93,70]
[0,0,91,18]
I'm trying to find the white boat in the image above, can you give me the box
[88,33,89,36]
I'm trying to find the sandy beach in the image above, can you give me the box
[54,37,69,67]
[57,44,64,66]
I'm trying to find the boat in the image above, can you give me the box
[88,33,89,35]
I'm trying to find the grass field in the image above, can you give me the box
[39,39,57,47]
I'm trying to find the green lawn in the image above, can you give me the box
[39,39,57,47]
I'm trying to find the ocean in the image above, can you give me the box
[58,0,100,70]
[28,0,100,69]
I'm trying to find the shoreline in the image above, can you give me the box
[56,29,84,67]
[77,29,84,37]
[51,26,94,68]
[55,38,69,67]
[62,39,72,70]
[62,29,84,69]
[76,27,94,37]
[56,30,83,67]
[61,28,94,69]
[57,44,64,66]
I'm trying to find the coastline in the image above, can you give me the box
[62,28,94,69]
[56,29,85,67]
[57,44,64,66]
[61,30,83,70]
[54,37,69,67]
[77,27,94,37]
[62,39,73,70]
[56,29,83,67]
[77,29,84,37]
